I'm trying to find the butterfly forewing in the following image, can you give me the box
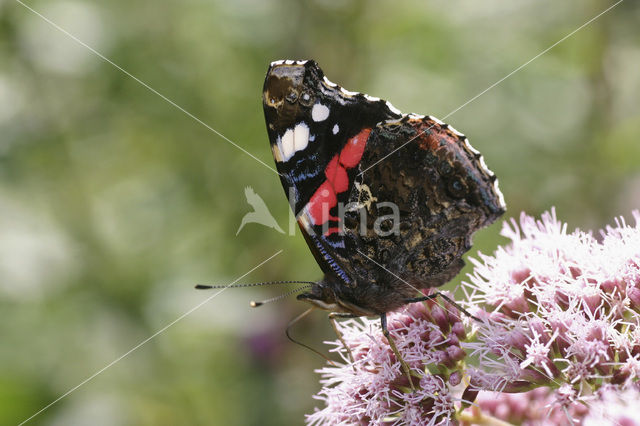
[262,60,400,284]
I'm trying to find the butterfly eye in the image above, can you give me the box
[285,90,298,104]
[300,91,314,107]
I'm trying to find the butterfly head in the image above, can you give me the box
[296,276,380,317]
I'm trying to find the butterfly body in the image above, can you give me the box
[263,60,505,316]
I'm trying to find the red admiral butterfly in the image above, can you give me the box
[263,60,505,322]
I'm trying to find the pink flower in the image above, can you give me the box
[464,209,640,401]
[465,386,588,425]
[307,209,640,425]
[582,385,640,425]
[465,384,640,425]
[306,296,466,425]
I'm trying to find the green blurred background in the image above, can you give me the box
[1,0,639,424]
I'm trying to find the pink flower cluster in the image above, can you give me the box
[464,209,640,398]
[307,209,640,425]
[467,384,640,425]
[582,385,640,425]
[467,387,588,425]
[306,295,468,425]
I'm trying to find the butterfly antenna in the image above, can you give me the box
[286,307,337,367]
[195,280,316,290]
[250,285,312,307]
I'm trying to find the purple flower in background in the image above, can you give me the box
[307,209,640,425]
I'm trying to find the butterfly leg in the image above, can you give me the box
[328,312,357,364]
[380,313,416,391]
[405,292,480,322]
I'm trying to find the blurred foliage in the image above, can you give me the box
[0,0,639,424]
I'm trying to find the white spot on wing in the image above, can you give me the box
[284,59,294,65]
[280,128,295,161]
[278,123,311,162]
[270,59,285,66]
[364,94,380,102]
[332,124,339,134]
[311,103,330,122]
[293,123,309,152]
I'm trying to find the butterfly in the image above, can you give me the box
[261,60,506,385]
[263,60,505,321]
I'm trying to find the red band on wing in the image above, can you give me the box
[307,181,337,226]
[305,128,372,227]
[340,128,371,168]
[325,156,349,193]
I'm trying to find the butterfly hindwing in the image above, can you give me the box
[341,114,506,288]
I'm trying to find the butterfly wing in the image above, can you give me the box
[263,60,401,285]
[342,114,506,291]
